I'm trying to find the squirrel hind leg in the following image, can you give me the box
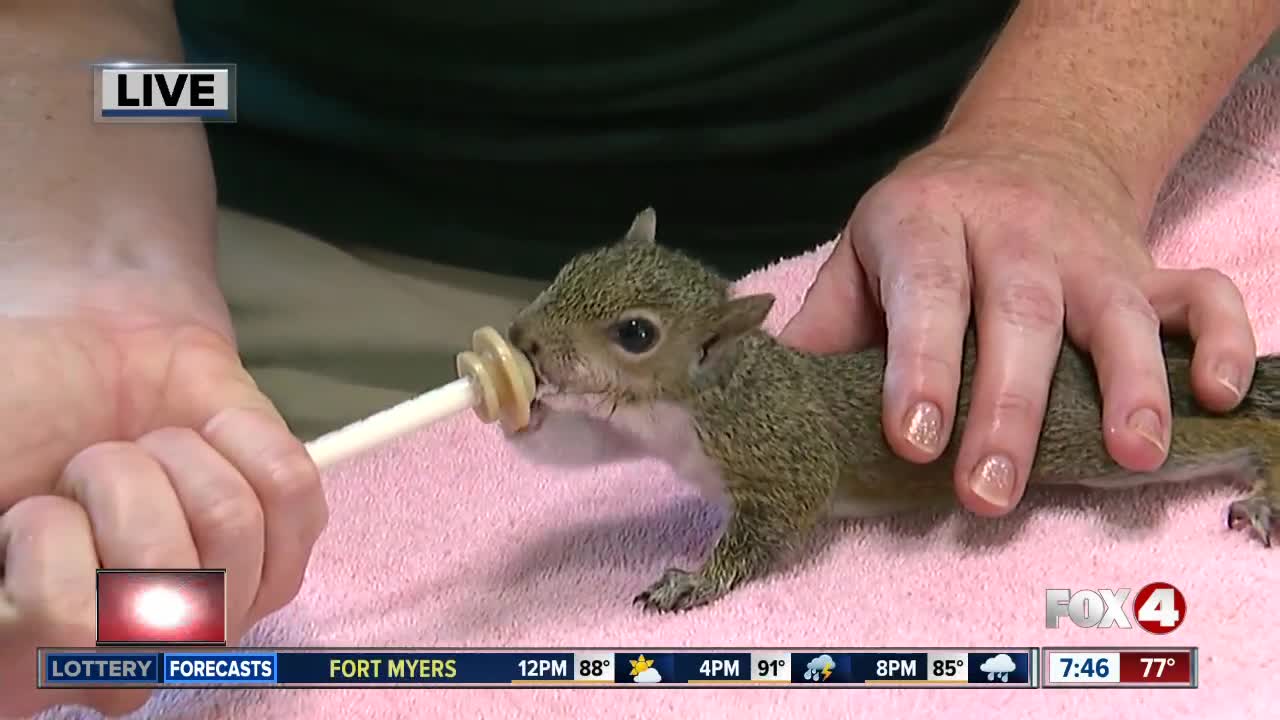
[1227,462,1279,548]
[1159,415,1280,548]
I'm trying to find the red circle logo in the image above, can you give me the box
[1133,582,1187,634]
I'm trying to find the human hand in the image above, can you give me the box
[0,264,328,716]
[780,127,1257,516]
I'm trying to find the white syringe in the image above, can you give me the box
[303,326,536,469]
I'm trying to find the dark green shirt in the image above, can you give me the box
[176,1,1011,280]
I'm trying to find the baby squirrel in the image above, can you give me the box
[504,208,1280,613]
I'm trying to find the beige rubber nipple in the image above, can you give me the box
[455,326,537,432]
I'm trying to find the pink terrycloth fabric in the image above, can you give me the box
[49,59,1280,719]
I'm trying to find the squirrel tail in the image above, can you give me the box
[1235,353,1280,420]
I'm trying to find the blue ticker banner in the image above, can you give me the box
[39,647,1044,688]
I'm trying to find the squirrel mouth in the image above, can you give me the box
[529,359,556,393]
[529,360,560,398]
[533,382,562,401]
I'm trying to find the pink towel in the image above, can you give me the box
[45,58,1280,720]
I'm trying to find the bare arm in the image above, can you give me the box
[0,0,223,323]
[943,0,1280,221]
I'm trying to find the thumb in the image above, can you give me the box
[778,232,883,353]
[157,327,288,430]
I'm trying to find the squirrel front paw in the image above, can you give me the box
[517,399,549,433]
[633,568,729,613]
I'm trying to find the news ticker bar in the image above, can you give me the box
[37,647,1197,689]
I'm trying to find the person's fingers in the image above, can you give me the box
[0,496,150,717]
[0,496,99,640]
[1142,267,1257,411]
[165,352,327,630]
[136,427,265,640]
[201,406,327,627]
[778,227,882,353]
[853,193,971,464]
[56,442,201,570]
[1063,272,1170,472]
[953,235,1064,516]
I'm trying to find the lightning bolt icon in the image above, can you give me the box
[821,663,832,681]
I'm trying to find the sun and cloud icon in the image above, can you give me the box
[803,654,835,682]
[629,655,662,683]
[979,654,1017,682]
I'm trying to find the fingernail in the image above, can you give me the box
[904,401,943,454]
[1126,408,1166,452]
[969,454,1017,508]
[1215,362,1242,400]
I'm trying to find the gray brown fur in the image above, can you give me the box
[507,208,1280,612]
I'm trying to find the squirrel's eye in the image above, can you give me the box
[611,317,659,354]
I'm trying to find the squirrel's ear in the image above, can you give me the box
[710,293,775,340]
[699,294,774,369]
[622,207,657,245]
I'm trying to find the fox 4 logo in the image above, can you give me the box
[1045,582,1187,634]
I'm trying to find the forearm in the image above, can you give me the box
[943,0,1280,220]
[0,1,218,282]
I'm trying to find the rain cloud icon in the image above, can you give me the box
[979,654,1017,682]
[803,654,835,682]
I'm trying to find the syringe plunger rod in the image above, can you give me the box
[303,326,536,469]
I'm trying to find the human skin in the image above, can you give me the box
[0,2,327,715]
[782,0,1280,515]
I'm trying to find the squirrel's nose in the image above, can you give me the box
[507,322,540,358]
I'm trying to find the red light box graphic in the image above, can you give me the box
[96,569,227,646]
